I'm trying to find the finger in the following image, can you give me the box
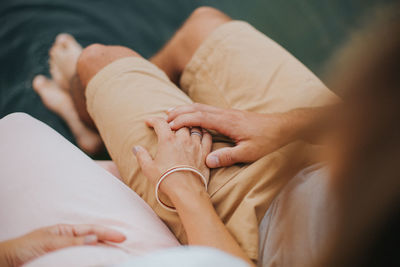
[206,145,248,168]
[169,112,227,135]
[190,127,203,142]
[146,117,173,141]
[71,225,126,243]
[175,126,190,139]
[167,103,220,122]
[49,235,98,250]
[201,130,212,154]
[132,145,158,178]
[166,105,197,121]
[47,224,126,250]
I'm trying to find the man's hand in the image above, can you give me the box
[0,224,126,267]
[167,103,297,168]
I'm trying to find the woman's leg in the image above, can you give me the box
[0,113,179,265]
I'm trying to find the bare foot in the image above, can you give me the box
[33,75,72,112]
[49,34,82,90]
[33,75,103,155]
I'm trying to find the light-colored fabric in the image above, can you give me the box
[258,164,335,267]
[0,113,179,267]
[115,246,249,267]
[85,21,339,260]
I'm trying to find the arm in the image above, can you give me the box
[280,105,339,145]
[167,103,339,167]
[133,118,253,265]
[171,182,250,262]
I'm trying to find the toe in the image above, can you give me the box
[32,75,52,92]
[49,63,63,83]
[55,33,81,49]
[56,33,72,47]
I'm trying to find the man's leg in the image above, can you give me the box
[77,45,140,88]
[32,34,103,154]
[152,7,340,261]
[32,36,142,155]
[74,40,195,247]
[72,45,140,128]
[71,6,338,262]
[150,7,231,84]
[33,8,229,155]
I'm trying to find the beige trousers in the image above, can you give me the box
[86,21,338,260]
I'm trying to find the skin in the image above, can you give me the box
[133,117,253,265]
[167,103,336,168]
[0,224,125,267]
[25,6,333,265]
[150,7,232,84]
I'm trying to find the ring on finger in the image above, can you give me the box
[190,130,203,139]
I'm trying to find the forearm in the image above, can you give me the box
[168,178,253,266]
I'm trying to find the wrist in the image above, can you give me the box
[162,172,208,204]
[266,112,300,146]
[278,109,317,143]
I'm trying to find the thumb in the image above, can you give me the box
[132,145,155,176]
[206,146,247,168]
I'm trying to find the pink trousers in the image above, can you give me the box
[0,113,179,266]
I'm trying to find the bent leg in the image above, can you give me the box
[157,7,340,261]
[0,113,178,265]
[150,7,231,84]
[70,45,140,128]
[76,43,194,243]
[73,7,339,261]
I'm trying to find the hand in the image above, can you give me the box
[0,224,126,267]
[133,117,212,198]
[133,119,252,266]
[167,103,296,168]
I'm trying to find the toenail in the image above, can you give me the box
[35,75,45,84]
[56,34,68,44]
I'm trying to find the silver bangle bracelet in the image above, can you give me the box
[155,165,208,212]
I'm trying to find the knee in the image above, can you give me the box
[77,44,107,86]
[178,7,231,44]
[189,6,231,26]
[78,44,106,68]
[77,44,140,87]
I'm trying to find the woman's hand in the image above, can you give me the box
[0,224,126,267]
[133,117,252,265]
[167,103,296,168]
[133,117,212,198]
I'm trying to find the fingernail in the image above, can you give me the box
[84,235,98,245]
[167,107,175,113]
[132,146,140,155]
[208,155,220,167]
[169,121,175,128]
